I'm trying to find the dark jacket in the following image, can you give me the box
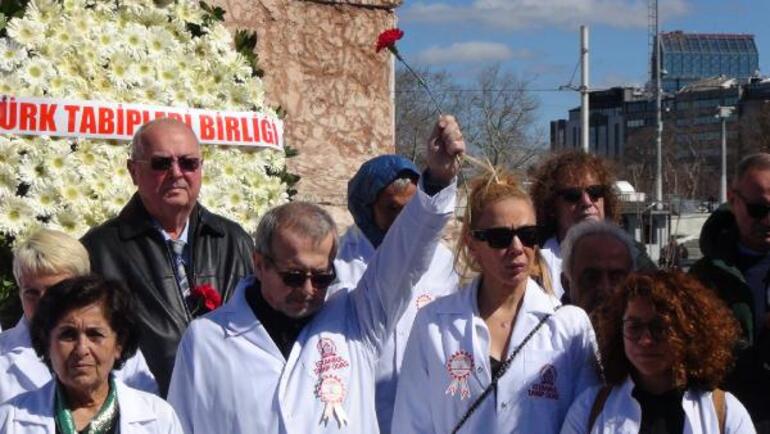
[632,239,658,272]
[81,194,254,396]
[690,205,770,433]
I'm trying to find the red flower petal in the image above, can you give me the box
[376,28,404,53]
[192,283,222,310]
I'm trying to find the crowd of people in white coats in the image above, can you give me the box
[0,115,767,434]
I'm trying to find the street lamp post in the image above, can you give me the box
[716,106,735,204]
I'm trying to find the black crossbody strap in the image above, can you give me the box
[450,305,562,434]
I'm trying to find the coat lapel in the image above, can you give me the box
[116,381,158,430]
[222,277,285,363]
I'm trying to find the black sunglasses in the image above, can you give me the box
[733,190,770,220]
[557,185,606,203]
[622,318,667,343]
[471,225,540,249]
[134,156,202,172]
[266,256,337,288]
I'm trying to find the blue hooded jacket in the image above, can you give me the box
[347,155,420,248]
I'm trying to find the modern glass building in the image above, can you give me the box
[654,31,758,92]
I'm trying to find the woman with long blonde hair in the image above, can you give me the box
[392,168,599,434]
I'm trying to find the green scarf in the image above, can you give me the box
[54,376,119,434]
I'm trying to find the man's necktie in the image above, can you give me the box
[169,239,191,299]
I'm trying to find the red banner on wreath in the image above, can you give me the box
[0,95,283,149]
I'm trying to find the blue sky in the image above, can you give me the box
[396,0,770,134]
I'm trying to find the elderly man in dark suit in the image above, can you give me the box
[82,118,253,395]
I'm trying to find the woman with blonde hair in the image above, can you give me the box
[392,169,599,434]
[560,271,755,434]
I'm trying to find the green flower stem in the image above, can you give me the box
[390,48,443,115]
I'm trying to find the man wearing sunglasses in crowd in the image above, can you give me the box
[529,151,655,302]
[166,115,464,434]
[81,118,254,396]
[691,153,770,433]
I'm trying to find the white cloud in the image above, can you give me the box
[414,42,530,65]
[401,0,690,30]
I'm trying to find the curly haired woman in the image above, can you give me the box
[560,271,755,434]
[529,151,654,301]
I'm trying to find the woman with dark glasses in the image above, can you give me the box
[529,151,655,302]
[561,271,755,434]
[392,169,599,434]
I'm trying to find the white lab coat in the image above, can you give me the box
[392,277,600,434]
[559,376,756,434]
[0,379,182,433]
[0,319,158,403]
[331,224,458,433]
[167,181,456,434]
[540,235,565,299]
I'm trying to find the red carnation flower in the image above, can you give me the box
[375,27,442,114]
[376,28,404,53]
[192,283,222,311]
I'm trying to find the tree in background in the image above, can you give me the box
[395,63,544,171]
[394,68,460,166]
[465,64,544,169]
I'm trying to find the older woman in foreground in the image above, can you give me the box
[0,229,157,403]
[0,275,181,434]
[560,271,755,434]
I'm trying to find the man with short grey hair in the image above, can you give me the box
[167,115,465,434]
[560,220,636,313]
[81,118,253,395]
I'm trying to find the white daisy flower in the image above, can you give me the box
[20,57,55,88]
[121,23,148,57]
[134,61,155,81]
[6,17,46,49]
[25,182,60,217]
[95,28,119,59]
[0,39,28,71]
[50,207,89,238]
[147,29,177,55]
[0,194,35,236]
[61,0,87,13]
[0,165,18,196]
[174,0,204,25]
[107,53,136,89]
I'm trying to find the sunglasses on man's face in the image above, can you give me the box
[276,269,337,289]
[557,185,606,204]
[471,225,540,249]
[134,156,202,172]
[733,190,770,220]
[265,256,337,288]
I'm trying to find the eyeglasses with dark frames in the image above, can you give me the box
[265,255,337,289]
[557,185,607,204]
[732,190,770,220]
[133,156,202,172]
[622,317,667,343]
[471,225,540,249]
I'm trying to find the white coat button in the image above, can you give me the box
[476,366,483,373]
